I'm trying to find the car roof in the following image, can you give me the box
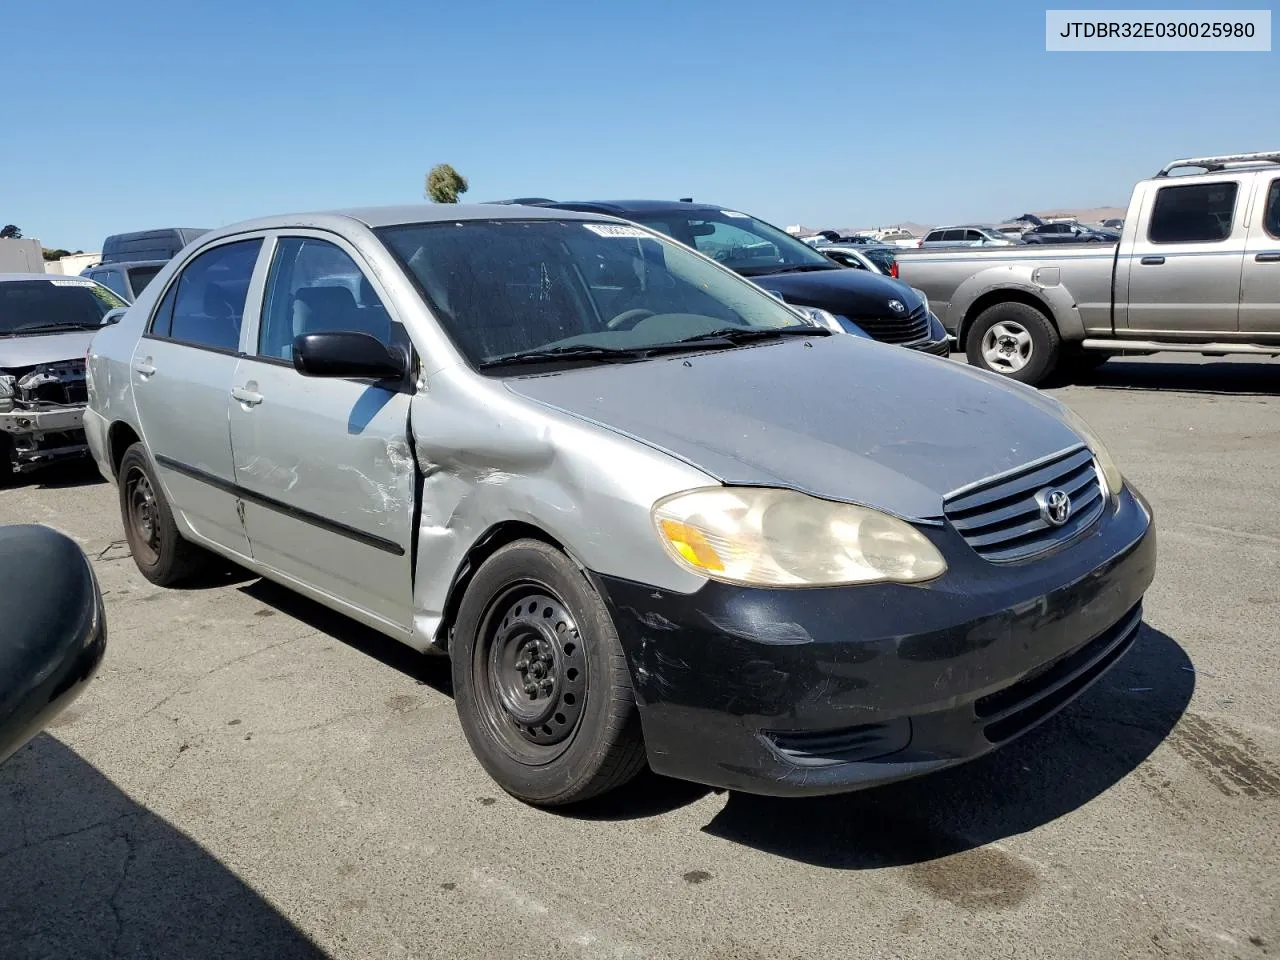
[190,203,619,244]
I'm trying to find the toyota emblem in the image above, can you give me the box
[1036,488,1072,527]
[887,299,906,313]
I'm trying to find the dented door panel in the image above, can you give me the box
[228,357,416,631]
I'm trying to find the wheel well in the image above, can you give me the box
[436,521,566,652]
[107,422,141,479]
[959,290,1055,350]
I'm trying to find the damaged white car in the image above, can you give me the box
[0,274,126,482]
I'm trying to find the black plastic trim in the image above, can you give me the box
[153,454,405,556]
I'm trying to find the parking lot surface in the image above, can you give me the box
[1,356,1277,960]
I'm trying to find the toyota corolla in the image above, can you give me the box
[84,203,1156,805]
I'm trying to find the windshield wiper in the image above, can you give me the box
[668,326,830,347]
[11,322,104,334]
[766,263,840,274]
[478,344,652,370]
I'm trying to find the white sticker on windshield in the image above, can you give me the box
[49,279,96,287]
[720,210,749,218]
[583,223,650,238]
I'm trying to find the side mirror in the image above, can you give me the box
[103,308,126,325]
[292,331,408,381]
[0,525,107,764]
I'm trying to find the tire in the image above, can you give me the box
[965,301,1061,386]
[452,539,647,806]
[117,442,210,586]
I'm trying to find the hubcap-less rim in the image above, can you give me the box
[127,467,161,565]
[981,320,1033,373]
[475,585,587,764]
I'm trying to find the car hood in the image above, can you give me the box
[0,331,95,369]
[748,268,923,318]
[504,335,1084,521]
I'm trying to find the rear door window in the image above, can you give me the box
[150,239,263,351]
[1148,181,1240,243]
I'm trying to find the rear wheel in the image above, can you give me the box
[117,443,210,586]
[452,539,646,806]
[966,302,1060,386]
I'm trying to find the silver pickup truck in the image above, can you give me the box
[898,151,1280,384]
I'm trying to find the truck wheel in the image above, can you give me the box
[452,539,647,807]
[117,443,210,586]
[966,302,1060,385]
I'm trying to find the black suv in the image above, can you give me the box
[491,199,949,355]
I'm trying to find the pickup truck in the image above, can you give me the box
[898,151,1280,384]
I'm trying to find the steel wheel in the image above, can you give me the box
[472,583,588,765]
[981,320,1034,373]
[125,465,161,566]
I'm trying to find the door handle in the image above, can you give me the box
[231,386,264,407]
[132,358,156,377]
[1255,252,1280,263]
[1140,256,1165,265]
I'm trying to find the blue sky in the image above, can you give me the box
[1,0,1274,250]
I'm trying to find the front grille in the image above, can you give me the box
[849,303,930,344]
[944,445,1106,563]
[976,603,1142,743]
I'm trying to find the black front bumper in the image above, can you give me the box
[595,485,1155,797]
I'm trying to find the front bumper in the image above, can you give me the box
[595,485,1155,797]
[903,313,951,357]
[0,406,89,472]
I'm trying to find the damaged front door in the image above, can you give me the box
[227,234,416,633]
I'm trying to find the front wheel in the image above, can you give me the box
[965,302,1060,385]
[452,539,646,806]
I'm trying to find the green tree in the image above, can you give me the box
[42,248,72,261]
[424,164,469,204]
[0,225,22,239]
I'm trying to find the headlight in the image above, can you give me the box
[652,487,947,587]
[789,304,842,333]
[910,287,930,317]
[1057,405,1124,502]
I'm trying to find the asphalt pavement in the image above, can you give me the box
[1,355,1277,960]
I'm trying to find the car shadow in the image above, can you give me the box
[0,735,327,959]
[699,625,1193,868]
[239,578,452,695]
[238,578,710,818]
[17,460,106,490]
[1058,358,1280,396]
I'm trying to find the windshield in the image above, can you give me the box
[378,219,818,370]
[0,279,125,335]
[627,210,836,276]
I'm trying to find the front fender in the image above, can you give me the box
[951,267,1085,342]
[407,374,717,650]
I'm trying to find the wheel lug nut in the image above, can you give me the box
[539,679,553,692]
[524,682,538,695]
[515,659,530,671]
